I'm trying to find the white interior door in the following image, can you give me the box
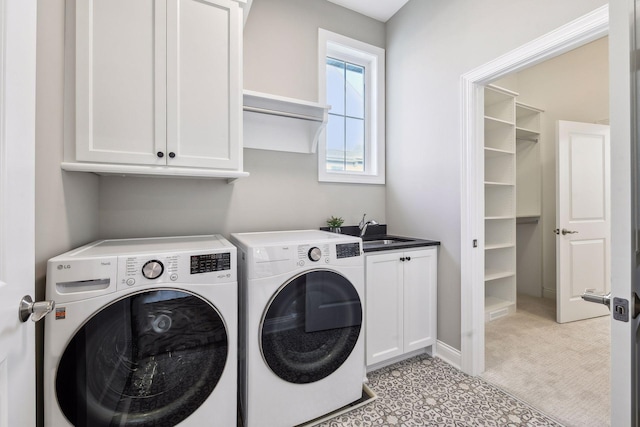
[556,120,611,323]
[609,1,640,424]
[0,0,37,425]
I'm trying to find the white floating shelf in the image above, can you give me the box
[61,162,249,183]
[243,90,330,154]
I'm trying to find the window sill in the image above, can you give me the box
[319,171,385,185]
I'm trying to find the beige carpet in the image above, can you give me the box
[482,294,610,427]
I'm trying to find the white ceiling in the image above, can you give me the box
[326,0,409,22]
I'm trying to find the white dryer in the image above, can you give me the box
[43,235,237,427]
[230,230,364,427]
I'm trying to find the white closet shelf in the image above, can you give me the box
[484,116,514,129]
[243,90,330,153]
[484,147,514,155]
[485,243,515,250]
[485,215,514,220]
[485,181,514,186]
[484,270,515,281]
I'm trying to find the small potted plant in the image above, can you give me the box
[326,216,344,233]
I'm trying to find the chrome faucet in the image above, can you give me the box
[358,214,378,237]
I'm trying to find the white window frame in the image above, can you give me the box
[318,29,385,184]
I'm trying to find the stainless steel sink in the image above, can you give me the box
[362,236,413,246]
[364,239,402,245]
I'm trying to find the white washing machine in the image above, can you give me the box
[43,235,237,427]
[230,230,364,427]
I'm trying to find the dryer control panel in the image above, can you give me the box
[336,242,361,259]
[191,253,232,274]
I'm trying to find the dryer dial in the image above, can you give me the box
[142,260,164,279]
[308,247,322,262]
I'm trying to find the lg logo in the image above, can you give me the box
[57,264,71,270]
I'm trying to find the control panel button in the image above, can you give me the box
[126,278,135,286]
[142,260,164,279]
[170,273,178,281]
[308,247,322,262]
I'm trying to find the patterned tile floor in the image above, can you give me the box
[317,355,563,426]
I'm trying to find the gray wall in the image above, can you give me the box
[385,0,608,350]
[35,0,100,295]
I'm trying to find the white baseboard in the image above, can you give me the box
[542,287,556,300]
[434,340,461,370]
[366,347,429,373]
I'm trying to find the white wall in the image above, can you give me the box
[98,0,387,239]
[501,37,609,299]
[386,0,608,350]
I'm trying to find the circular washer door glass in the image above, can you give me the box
[56,289,228,427]
[261,270,362,384]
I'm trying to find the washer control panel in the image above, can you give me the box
[118,250,235,289]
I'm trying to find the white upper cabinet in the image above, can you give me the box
[68,0,247,179]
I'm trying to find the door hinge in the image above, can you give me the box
[473,239,478,248]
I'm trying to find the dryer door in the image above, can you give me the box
[260,270,362,384]
[55,289,228,427]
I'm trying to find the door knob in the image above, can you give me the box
[19,295,55,322]
[581,289,611,308]
[555,228,578,235]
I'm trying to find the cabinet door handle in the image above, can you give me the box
[400,257,405,262]
[169,152,176,158]
[405,256,411,261]
[157,151,164,158]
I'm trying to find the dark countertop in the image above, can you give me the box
[361,234,440,253]
[320,224,441,253]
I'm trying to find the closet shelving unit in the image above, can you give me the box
[484,85,518,322]
[515,102,543,222]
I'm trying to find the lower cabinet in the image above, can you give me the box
[365,247,437,367]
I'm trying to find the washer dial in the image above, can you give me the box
[142,260,164,279]
[308,247,322,262]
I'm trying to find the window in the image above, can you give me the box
[318,29,385,184]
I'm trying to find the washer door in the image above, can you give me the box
[261,270,362,384]
[56,289,228,427]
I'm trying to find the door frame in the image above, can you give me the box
[460,5,609,376]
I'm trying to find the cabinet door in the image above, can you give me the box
[365,252,404,366]
[166,0,242,169]
[76,0,166,165]
[403,248,437,353]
